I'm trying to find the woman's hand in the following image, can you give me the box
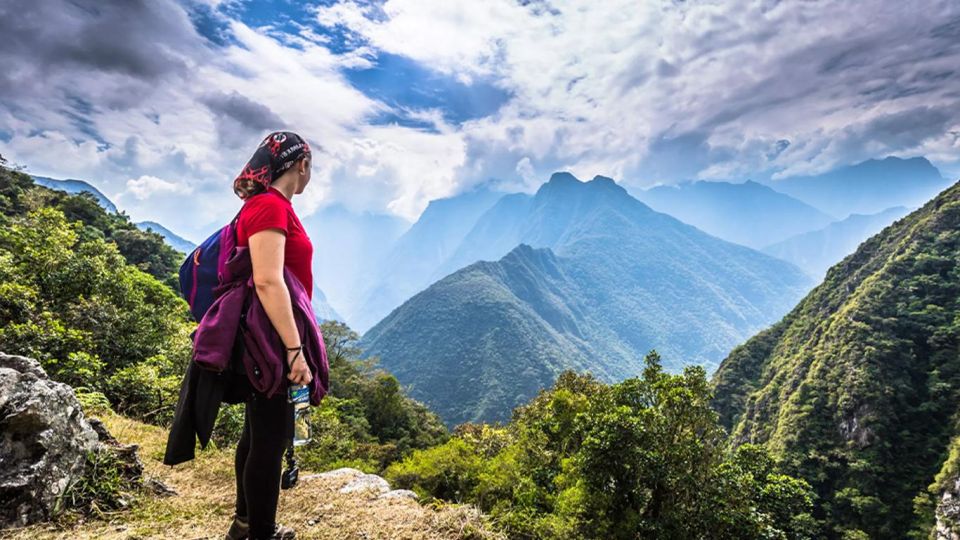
[287,349,313,386]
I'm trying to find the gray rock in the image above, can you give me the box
[935,474,960,540]
[378,489,419,501]
[300,467,365,484]
[0,353,99,528]
[339,473,391,495]
[316,467,364,480]
[0,353,47,379]
[144,477,177,498]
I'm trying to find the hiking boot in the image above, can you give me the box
[224,514,249,540]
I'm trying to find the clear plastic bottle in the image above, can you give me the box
[288,384,311,446]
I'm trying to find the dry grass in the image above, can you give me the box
[0,413,503,540]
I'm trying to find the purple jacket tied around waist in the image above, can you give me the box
[192,245,329,405]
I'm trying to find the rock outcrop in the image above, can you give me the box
[935,474,960,540]
[0,353,144,529]
[305,467,420,501]
[0,353,100,528]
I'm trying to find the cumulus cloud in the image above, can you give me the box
[125,175,194,200]
[317,0,960,185]
[0,0,466,235]
[1,0,959,241]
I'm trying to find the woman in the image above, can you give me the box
[226,131,316,540]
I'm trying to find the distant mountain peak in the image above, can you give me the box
[849,155,943,178]
[766,154,948,218]
[547,171,582,185]
[587,174,619,187]
[135,221,196,254]
[538,171,631,200]
[636,178,835,248]
[502,242,552,263]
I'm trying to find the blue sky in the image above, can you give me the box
[0,0,959,242]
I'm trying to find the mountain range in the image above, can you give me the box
[763,156,949,218]
[360,172,813,426]
[32,176,119,213]
[349,187,506,332]
[323,157,941,333]
[711,179,960,538]
[135,220,196,254]
[634,179,836,249]
[761,206,911,278]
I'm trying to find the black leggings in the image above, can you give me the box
[234,390,292,539]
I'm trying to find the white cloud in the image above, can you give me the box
[318,0,960,187]
[125,175,194,200]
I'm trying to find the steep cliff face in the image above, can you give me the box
[711,180,960,538]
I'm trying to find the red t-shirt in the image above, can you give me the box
[236,187,314,298]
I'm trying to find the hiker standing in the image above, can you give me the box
[165,131,330,540]
[227,131,317,540]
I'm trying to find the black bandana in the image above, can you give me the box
[233,131,311,199]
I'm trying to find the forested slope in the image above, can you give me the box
[712,180,960,538]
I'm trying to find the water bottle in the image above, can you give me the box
[288,384,311,446]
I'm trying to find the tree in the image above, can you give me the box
[386,353,819,539]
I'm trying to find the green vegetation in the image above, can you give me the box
[59,447,142,518]
[0,166,193,423]
[10,156,957,538]
[711,180,960,538]
[0,166,182,287]
[385,352,818,539]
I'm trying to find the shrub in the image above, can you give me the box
[59,448,141,518]
[383,353,819,539]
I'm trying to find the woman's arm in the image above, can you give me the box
[248,228,313,386]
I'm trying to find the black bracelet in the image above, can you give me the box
[287,348,303,368]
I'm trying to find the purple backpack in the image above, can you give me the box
[178,212,241,322]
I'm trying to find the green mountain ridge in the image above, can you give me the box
[362,244,610,427]
[711,179,960,538]
[32,175,118,213]
[136,220,196,254]
[362,172,813,427]
[30,175,202,256]
[350,187,506,332]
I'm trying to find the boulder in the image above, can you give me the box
[339,473,391,496]
[0,353,140,528]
